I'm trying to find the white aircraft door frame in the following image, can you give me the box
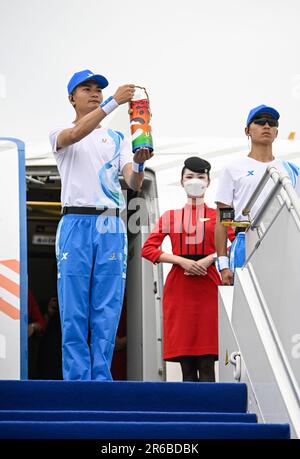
[0,137,27,379]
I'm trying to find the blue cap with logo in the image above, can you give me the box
[67,69,109,95]
[246,104,280,126]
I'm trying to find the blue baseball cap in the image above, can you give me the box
[67,69,109,94]
[246,104,280,126]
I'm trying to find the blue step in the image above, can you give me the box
[0,410,257,423]
[0,381,290,439]
[0,381,247,413]
[0,421,290,439]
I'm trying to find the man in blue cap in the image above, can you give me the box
[49,70,153,380]
[214,104,299,286]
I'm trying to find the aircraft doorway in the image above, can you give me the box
[25,165,164,381]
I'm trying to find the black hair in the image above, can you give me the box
[181,167,210,180]
[181,157,211,180]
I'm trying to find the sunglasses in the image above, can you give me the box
[252,117,279,127]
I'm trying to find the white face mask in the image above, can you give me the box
[183,178,208,197]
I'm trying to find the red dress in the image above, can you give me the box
[142,203,227,361]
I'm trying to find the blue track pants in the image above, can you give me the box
[55,214,127,380]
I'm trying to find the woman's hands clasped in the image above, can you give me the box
[179,256,212,276]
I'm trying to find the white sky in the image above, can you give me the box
[1,0,300,144]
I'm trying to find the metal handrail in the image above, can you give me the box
[242,165,300,226]
[242,167,275,217]
[250,179,282,228]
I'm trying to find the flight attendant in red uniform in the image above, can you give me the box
[142,157,233,382]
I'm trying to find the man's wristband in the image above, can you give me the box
[133,161,144,173]
[100,96,118,115]
[217,256,229,271]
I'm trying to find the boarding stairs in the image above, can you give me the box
[219,166,300,439]
[0,380,290,439]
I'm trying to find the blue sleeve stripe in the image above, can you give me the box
[115,130,124,140]
[283,161,299,187]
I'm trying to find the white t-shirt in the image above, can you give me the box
[215,156,299,221]
[49,126,133,209]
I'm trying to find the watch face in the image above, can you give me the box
[220,207,235,222]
